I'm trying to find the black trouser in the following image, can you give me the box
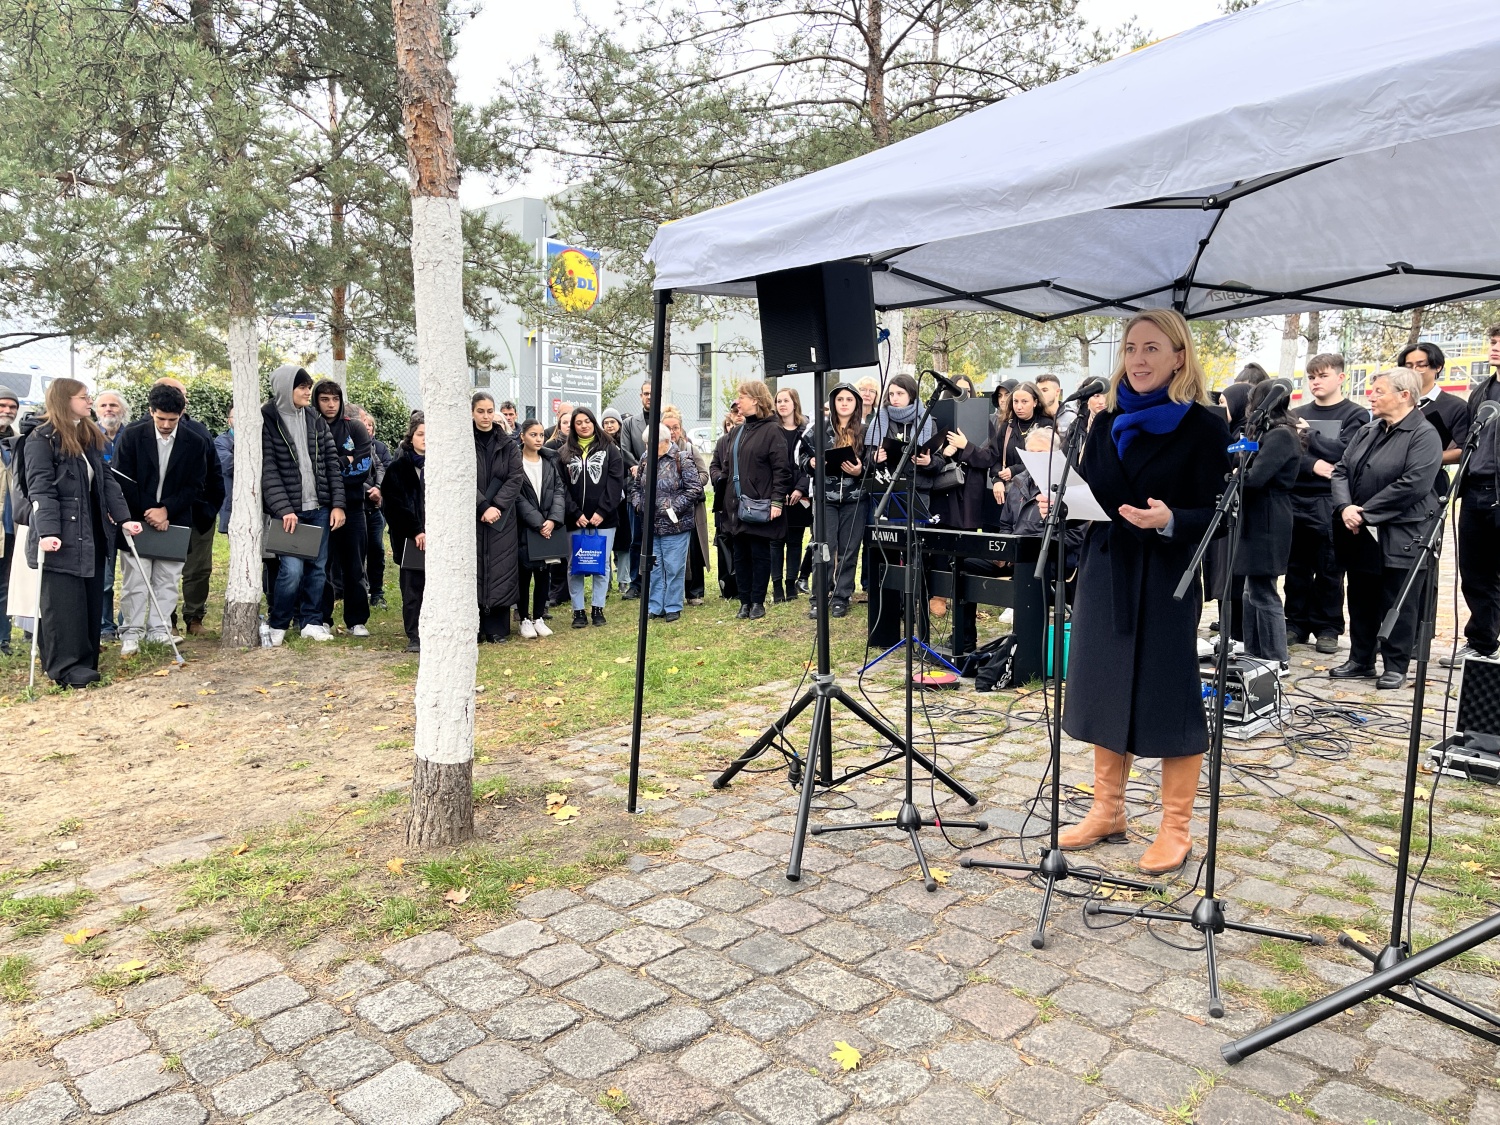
[686,534,705,600]
[626,505,643,590]
[322,513,370,627]
[517,565,558,622]
[480,603,510,638]
[180,524,214,624]
[40,510,106,687]
[392,536,424,642]
[732,533,774,606]
[365,506,386,604]
[1347,565,1418,674]
[771,524,806,595]
[1458,487,1500,655]
[1285,499,1345,638]
[826,500,864,606]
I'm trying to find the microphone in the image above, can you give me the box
[1064,377,1109,404]
[922,369,967,398]
[1464,399,1500,447]
[1250,378,1292,424]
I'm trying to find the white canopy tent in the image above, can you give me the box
[645,0,1500,321]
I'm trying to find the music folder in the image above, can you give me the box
[262,516,325,560]
[401,541,425,570]
[525,529,566,564]
[131,524,192,562]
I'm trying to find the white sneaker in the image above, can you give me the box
[350,624,370,637]
[532,618,553,638]
[120,635,140,657]
[268,628,286,647]
[301,624,333,641]
[519,619,537,639]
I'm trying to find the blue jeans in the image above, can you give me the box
[649,531,690,616]
[570,525,615,610]
[269,508,331,630]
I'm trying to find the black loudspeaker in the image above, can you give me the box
[756,262,877,376]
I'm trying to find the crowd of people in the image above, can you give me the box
[3,320,1497,707]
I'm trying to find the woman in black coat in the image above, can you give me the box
[24,379,141,687]
[1057,311,1231,876]
[771,387,811,603]
[515,419,567,637]
[710,380,790,619]
[1233,381,1302,668]
[1330,369,1442,689]
[473,392,524,642]
[383,414,426,653]
[562,406,625,628]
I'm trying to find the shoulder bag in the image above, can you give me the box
[732,425,772,523]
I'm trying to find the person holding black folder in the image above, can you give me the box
[383,414,427,653]
[1445,326,1500,667]
[515,419,566,638]
[474,392,523,642]
[112,383,211,656]
[801,382,865,618]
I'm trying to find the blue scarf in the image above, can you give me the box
[1111,380,1191,459]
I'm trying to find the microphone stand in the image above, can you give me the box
[1088,412,1321,1017]
[1226,409,1500,1060]
[961,406,1161,949]
[810,375,988,891]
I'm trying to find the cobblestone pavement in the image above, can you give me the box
[5,663,1500,1124]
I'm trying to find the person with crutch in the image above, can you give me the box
[24,379,141,688]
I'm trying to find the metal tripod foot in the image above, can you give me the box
[964,847,1161,949]
[815,801,986,892]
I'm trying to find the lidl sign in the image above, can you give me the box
[545,242,602,312]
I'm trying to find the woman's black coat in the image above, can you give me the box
[517,449,568,568]
[1233,424,1300,577]
[383,451,425,544]
[475,426,523,611]
[24,423,132,578]
[1062,402,1231,760]
[710,414,791,540]
[1330,408,1442,572]
[947,422,1011,530]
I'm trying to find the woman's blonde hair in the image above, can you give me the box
[736,379,774,418]
[775,387,806,428]
[43,378,104,458]
[1104,309,1211,410]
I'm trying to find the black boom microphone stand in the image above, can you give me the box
[1088,393,1321,1016]
[961,379,1161,948]
[1226,400,1500,1062]
[805,370,987,890]
[713,367,983,883]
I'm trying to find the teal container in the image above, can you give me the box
[1046,621,1071,678]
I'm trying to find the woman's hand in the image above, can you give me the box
[912,451,931,467]
[1341,504,1365,532]
[847,457,862,476]
[998,467,1013,482]
[481,506,501,525]
[330,509,346,531]
[1036,494,1049,518]
[992,482,1005,504]
[122,521,143,537]
[1119,498,1172,530]
[874,447,887,464]
[588,512,603,527]
[770,505,783,520]
[1314,459,1336,479]
[576,514,588,528]
[415,532,427,551]
[40,536,61,553]
[788,490,803,506]
[540,520,555,538]
[945,429,967,451]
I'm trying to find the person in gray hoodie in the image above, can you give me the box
[261,365,345,645]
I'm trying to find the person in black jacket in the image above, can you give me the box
[802,382,865,618]
[710,380,790,619]
[112,383,212,656]
[771,387,810,603]
[312,380,373,636]
[261,365,346,645]
[1057,311,1231,876]
[474,392,524,642]
[25,379,142,686]
[515,420,566,638]
[562,406,625,628]
[1287,355,1368,653]
[601,407,636,597]
[356,406,392,609]
[1330,369,1443,689]
[152,377,225,638]
[1446,326,1500,666]
[382,413,426,653]
[1234,380,1302,668]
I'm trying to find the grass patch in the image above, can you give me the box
[0,887,93,937]
[89,966,156,993]
[0,954,36,1002]
[414,849,594,915]
[1252,940,1307,975]
[1258,987,1316,1014]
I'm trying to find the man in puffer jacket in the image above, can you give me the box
[261,365,345,646]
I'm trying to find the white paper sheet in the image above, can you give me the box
[1017,451,1109,522]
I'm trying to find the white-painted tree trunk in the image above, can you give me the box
[221,311,265,649]
[1279,312,1302,381]
[885,310,904,380]
[408,194,477,842]
[330,356,348,386]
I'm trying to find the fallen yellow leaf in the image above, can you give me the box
[1075,782,1094,795]
[170,701,189,709]
[543,697,564,708]
[175,742,191,751]
[386,857,405,875]
[666,667,679,674]
[640,790,665,801]
[114,959,147,972]
[198,689,217,695]
[871,810,898,821]
[371,725,389,733]
[735,729,758,738]
[232,843,250,856]
[1377,846,1400,858]
[1343,928,1371,944]
[444,887,471,905]
[62,927,104,945]
[1461,860,1487,873]
[830,1041,862,1071]
[152,669,171,676]
[546,792,567,807]
[607,1087,624,1098]
[548,805,582,821]
[930,867,951,885]
[613,657,631,664]
[255,687,269,695]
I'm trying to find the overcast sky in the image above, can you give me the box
[453,0,1229,205]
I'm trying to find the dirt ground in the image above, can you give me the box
[1,647,446,874]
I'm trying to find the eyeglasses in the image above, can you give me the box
[1403,359,1432,370]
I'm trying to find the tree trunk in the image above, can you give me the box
[930,313,950,374]
[222,265,264,648]
[329,79,349,387]
[865,0,889,146]
[394,0,475,847]
[902,309,921,375]
[1279,312,1301,380]
[1305,309,1320,357]
[1406,306,1424,347]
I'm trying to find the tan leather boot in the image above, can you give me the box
[1137,754,1203,874]
[1058,747,1132,850]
